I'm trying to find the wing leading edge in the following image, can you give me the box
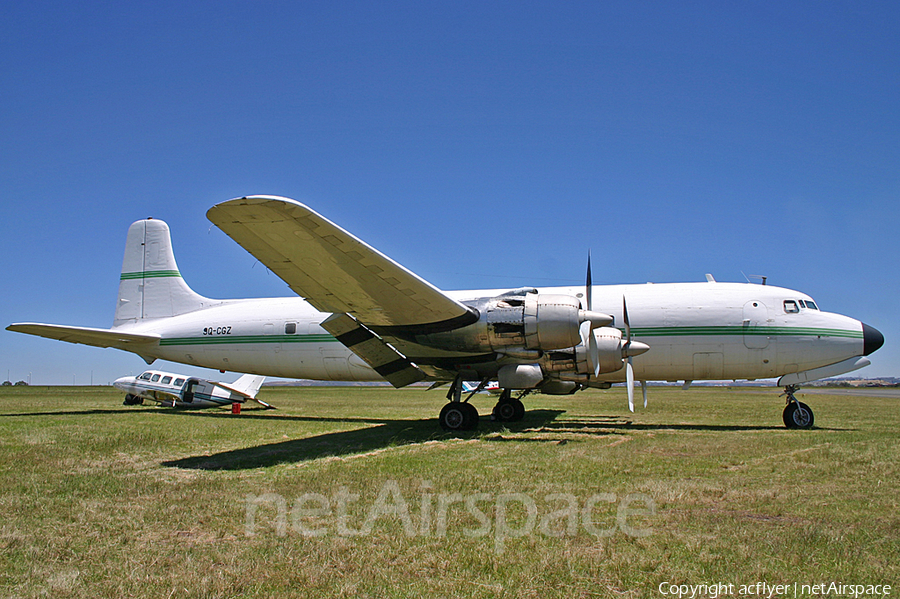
[207,196,477,331]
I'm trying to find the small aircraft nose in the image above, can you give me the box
[862,323,884,356]
[113,376,134,390]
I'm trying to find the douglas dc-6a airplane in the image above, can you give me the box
[8,196,884,431]
[114,370,270,409]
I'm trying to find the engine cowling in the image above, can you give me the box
[524,293,586,350]
[540,327,649,377]
[410,289,612,354]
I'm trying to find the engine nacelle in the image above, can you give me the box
[523,293,583,350]
[410,289,611,354]
[579,327,629,374]
[540,327,640,376]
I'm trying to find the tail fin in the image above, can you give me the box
[226,374,267,399]
[114,219,212,327]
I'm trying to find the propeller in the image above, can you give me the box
[621,296,650,412]
[623,296,634,412]
[581,252,601,376]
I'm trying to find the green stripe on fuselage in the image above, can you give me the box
[629,326,862,339]
[156,327,861,348]
[121,270,182,280]
[160,334,338,346]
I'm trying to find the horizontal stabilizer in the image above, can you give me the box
[7,323,160,350]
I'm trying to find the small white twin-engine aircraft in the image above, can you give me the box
[114,370,270,409]
[8,196,884,431]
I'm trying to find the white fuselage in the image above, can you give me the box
[115,281,866,384]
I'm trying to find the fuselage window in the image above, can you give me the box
[151,374,161,382]
[161,376,172,385]
[784,300,800,314]
[285,322,297,335]
[139,372,153,381]
[174,378,185,387]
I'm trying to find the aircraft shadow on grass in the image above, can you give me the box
[162,409,567,471]
[0,408,157,418]
[160,409,842,471]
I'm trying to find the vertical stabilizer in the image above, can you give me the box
[114,219,212,326]
[228,374,267,399]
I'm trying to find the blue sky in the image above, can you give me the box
[2,1,897,385]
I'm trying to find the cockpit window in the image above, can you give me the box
[784,300,800,314]
[139,372,153,381]
[806,300,819,310]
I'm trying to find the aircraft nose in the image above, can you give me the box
[862,323,884,356]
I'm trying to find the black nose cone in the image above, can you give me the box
[863,323,884,356]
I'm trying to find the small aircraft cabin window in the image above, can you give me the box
[285,322,297,335]
[151,374,161,382]
[139,372,153,381]
[161,376,172,385]
[784,300,800,314]
[174,378,185,386]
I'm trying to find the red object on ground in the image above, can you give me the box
[231,402,241,414]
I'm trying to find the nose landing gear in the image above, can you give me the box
[782,384,814,429]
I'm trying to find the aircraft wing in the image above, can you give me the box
[6,323,160,351]
[207,196,477,330]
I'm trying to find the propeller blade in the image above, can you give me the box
[579,321,601,377]
[585,251,592,311]
[622,296,631,343]
[626,359,634,413]
[641,380,648,408]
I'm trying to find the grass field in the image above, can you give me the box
[0,385,896,598]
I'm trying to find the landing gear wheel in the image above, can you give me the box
[123,394,143,406]
[492,397,525,422]
[462,402,479,429]
[783,401,814,429]
[439,402,479,432]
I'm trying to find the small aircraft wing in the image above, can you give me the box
[207,196,477,331]
[6,323,160,350]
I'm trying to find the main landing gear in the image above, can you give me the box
[490,389,526,423]
[438,377,480,432]
[782,384,814,429]
[123,394,143,406]
[438,378,529,432]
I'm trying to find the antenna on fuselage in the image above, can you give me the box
[741,272,768,286]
